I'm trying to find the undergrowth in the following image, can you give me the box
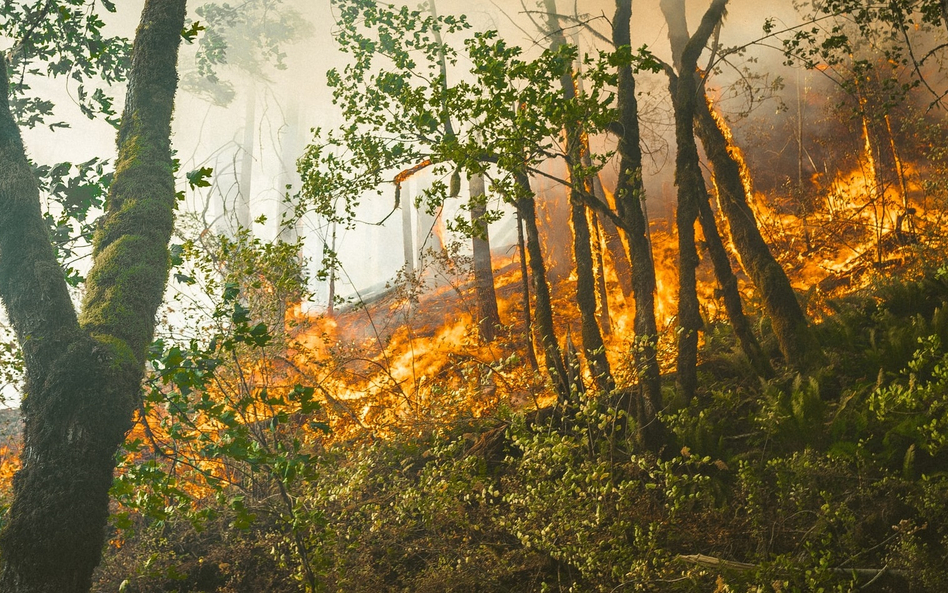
[92,267,948,592]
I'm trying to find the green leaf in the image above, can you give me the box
[182,21,206,44]
[186,166,213,188]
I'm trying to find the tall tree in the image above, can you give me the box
[430,0,501,343]
[515,173,571,401]
[667,0,729,402]
[470,172,502,342]
[0,1,187,590]
[659,11,771,376]
[544,0,613,393]
[613,0,665,448]
[516,211,541,371]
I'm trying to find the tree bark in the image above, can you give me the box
[667,0,730,403]
[545,0,614,393]
[401,183,415,275]
[470,172,501,342]
[515,173,570,401]
[0,1,186,590]
[591,174,634,300]
[613,0,664,449]
[589,211,613,336]
[237,79,256,232]
[517,211,541,372]
[696,191,773,377]
[694,101,817,369]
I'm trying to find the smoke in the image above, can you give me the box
[17,0,827,313]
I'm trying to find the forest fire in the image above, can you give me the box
[6,0,948,591]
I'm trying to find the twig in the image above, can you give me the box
[676,553,910,580]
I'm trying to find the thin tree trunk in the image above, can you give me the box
[569,20,633,304]
[545,0,613,393]
[591,174,634,300]
[570,198,614,391]
[0,1,186,590]
[515,173,570,401]
[695,174,773,377]
[667,0,730,403]
[589,211,613,335]
[613,0,664,449]
[278,94,300,244]
[470,172,501,342]
[326,221,337,316]
[237,79,255,232]
[517,211,541,372]
[401,183,415,275]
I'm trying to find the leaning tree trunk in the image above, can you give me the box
[667,80,772,378]
[661,0,818,370]
[515,173,570,401]
[0,1,186,591]
[545,0,614,393]
[668,0,729,403]
[693,101,817,369]
[695,189,773,377]
[613,0,664,450]
[470,172,501,342]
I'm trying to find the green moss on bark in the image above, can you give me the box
[0,1,187,591]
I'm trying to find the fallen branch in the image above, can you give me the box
[677,553,910,581]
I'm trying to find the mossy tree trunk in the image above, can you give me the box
[470,173,501,342]
[0,1,186,591]
[515,173,570,401]
[668,0,729,403]
[545,0,614,393]
[613,0,665,449]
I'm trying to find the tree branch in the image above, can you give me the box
[0,56,79,376]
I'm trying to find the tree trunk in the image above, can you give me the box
[515,173,570,401]
[278,94,301,244]
[0,1,186,591]
[667,0,730,403]
[570,198,614,391]
[694,101,817,369]
[659,0,770,378]
[613,0,664,449]
[517,211,541,372]
[470,172,501,342]
[589,211,613,336]
[661,0,818,370]
[591,174,634,300]
[695,160,773,378]
[401,183,415,275]
[237,78,256,232]
[545,0,614,393]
